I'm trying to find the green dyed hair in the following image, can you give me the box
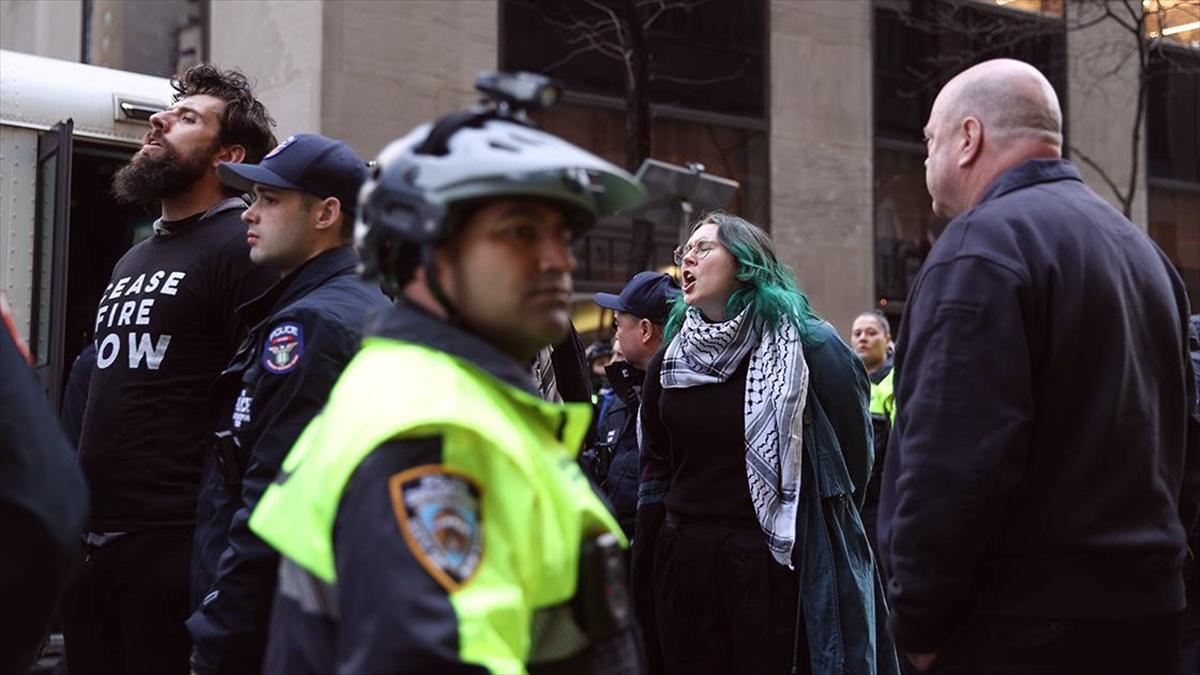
[664,211,817,343]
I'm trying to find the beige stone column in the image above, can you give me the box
[320,0,498,158]
[0,0,82,61]
[209,0,325,142]
[1066,1,1148,228]
[209,0,498,161]
[769,0,874,338]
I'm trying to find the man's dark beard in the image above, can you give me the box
[112,140,216,206]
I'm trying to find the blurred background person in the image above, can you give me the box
[583,271,678,538]
[634,212,896,674]
[585,338,614,398]
[1184,315,1200,674]
[851,309,895,557]
[1,292,89,674]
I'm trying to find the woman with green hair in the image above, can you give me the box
[631,212,899,674]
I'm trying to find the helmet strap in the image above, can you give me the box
[420,244,464,328]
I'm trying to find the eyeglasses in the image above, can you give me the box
[673,239,718,266]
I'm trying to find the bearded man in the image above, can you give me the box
[60,64,277,675]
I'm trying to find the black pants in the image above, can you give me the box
[652,514,806,675]
[920,611,1183,675]
[60,527,193,675]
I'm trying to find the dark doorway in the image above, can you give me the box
[61,141,157,397]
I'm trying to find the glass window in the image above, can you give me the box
[531,102,768,291]
[873,1,1066,313]
[875,1,1066,145]
[500,0,766,118]
[1146,0,1200,48]
[984,0,1063,17]
[1149,185,1200,304]
[873,144,946,313]
[1147,45,1199,306]
[501,0,769,293]
[1147,48,1199,184]
[83,0,205,77]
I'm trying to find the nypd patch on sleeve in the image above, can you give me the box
[263,322,304,374]
[388,466,484,593]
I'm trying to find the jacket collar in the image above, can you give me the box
[365,302,539,396]
[869,360,893,386]
[977,158,1082,206]
[237,246,360,328]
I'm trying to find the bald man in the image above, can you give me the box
[877,59,1198,673]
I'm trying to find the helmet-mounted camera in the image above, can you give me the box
[474,71,561,120]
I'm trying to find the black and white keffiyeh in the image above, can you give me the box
[661,305,809,568]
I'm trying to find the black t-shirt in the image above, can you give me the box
[643,349,757,521]
[78,204,276,531]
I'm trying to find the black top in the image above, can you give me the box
[878,159,1200,651]
[78,203,276,531]
[642,349,757,522]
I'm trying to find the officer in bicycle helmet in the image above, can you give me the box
[250,72,647,674]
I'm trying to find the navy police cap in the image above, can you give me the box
[593,271,680,325]
[218,133,368,214]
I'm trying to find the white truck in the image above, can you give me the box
[1,48,173,411]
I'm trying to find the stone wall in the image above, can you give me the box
[769,0,874,337]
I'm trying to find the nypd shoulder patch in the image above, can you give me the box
[388,466,484,593]
[262,321,304,374]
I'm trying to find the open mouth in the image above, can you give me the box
[681,270,697,294]
[141,135,165,152]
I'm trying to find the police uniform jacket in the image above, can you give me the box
[250,303,642,675]
[583,360,644,537]
[188,245,388,675]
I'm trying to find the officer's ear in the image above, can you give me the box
[638,317,655,345]
[312,197,342,232]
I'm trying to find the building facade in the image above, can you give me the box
[2,0,1196,338]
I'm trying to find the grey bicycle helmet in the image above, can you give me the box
[356,72,645,297]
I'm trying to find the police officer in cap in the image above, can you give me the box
[188,133,388,675]
[583,271,678,537]
[249,72,647,674]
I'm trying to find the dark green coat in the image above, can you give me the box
[796,319,900,674]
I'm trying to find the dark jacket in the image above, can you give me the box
[60,343,97,448]
[633,319,899,675]
[1,326,89,673]
[188,246,388,675]
[878,159,1200,652]
[581,360,643,537]
[860,360,893,551]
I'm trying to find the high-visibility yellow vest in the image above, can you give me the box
[250,337,626,673]
[870,367,896,425]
